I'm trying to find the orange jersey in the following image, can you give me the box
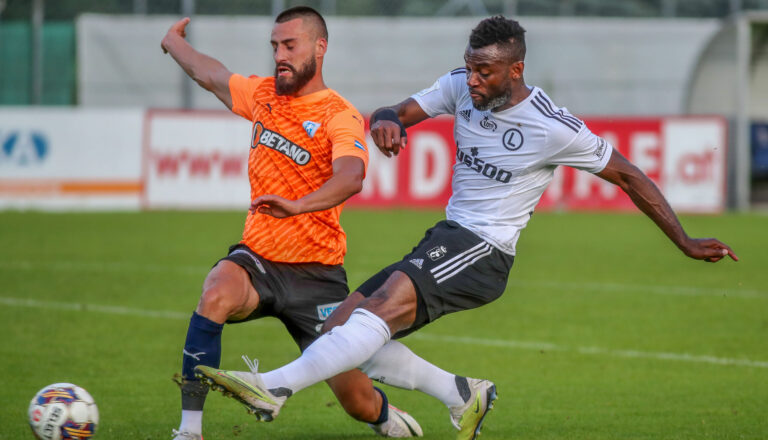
[229,74,368,265]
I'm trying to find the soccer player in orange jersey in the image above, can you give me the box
[161,7,425,439]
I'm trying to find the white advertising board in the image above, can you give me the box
[0,108,143,210]
[143,110,252,209]
[661,118,727,213]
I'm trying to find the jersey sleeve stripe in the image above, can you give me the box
[534,93,582,127]
[450,67,467,75]
[531,95,581,132]
[535,92,583,127]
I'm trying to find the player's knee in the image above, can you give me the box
[197,262,257,320]
[198,284,244,319]
[321,308,348,333]
[361,272,418,334]
[321,292,365,334]
[197,285,228,314]
[320,309,343,334]
[319,320,333,334]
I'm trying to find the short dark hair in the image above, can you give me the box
[275,6,328,41]
[469,16,526,62]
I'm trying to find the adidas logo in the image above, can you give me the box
[409,258,424,269]
[458,109,472,122]
[302,120,321,138]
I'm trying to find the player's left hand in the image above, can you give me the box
[161,17,190,54]
[680,237,738,263]
[250,194,303,218]
[370,120,407,158]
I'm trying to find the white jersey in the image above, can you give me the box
[411,68,613,255]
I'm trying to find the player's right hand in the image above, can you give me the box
[250,194,303,218]
[161,17,191,54]
[680,237,738,263]
[370,120,407,158]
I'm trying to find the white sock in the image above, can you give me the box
[178,410,202,434]
[261,308,391,393]
[360,340,465,407]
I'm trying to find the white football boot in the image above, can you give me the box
[171,429,202,440]
[369,404,424,437]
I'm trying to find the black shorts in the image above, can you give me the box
[220,244,349,351]
[357,220,514,339]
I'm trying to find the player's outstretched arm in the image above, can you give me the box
[161,17,234,109]
[596,149,738,263]
[250,156,365,218]
[370,98,429,157]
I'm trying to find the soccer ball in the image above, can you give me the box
[28,383,99,440]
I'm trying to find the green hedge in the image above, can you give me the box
[0,22,75,105]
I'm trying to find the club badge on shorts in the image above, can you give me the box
[427,246,448,261]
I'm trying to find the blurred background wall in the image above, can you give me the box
[75,15,720,117]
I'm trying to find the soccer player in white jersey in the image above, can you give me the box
[195,15,738,440]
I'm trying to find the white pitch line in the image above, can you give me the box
[409,333,768,369]
[0,296,191,320]
[2,261,764,299]
[2,295,766,370]
[347,271,766,299]
[0,295,281,328]
[0,260,208,276]
[505,279,765,299]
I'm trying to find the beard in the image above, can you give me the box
[274,56,317,96]
[471,87,513,111]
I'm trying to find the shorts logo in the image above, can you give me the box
[230,249,266,274]
[427,246,447,261]
[409,258,424,269]
[354,140,366,151]
[302,120,321,138]
[251,122,312,165]
[316,302,342,321]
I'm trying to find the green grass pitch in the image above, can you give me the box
[0,209,766,439]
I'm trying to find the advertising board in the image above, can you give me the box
[0,108,143,209]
